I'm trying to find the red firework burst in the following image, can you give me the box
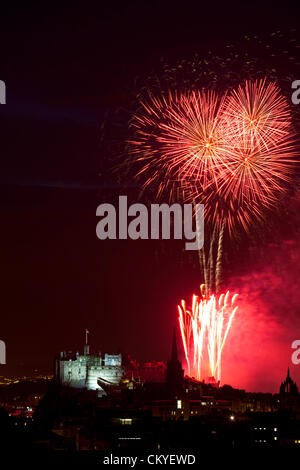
[223,78,293,149]
[129,89,232,198]
[129,79,296,233]
[203,80,296,232]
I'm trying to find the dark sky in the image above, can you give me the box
[0,3,300,391]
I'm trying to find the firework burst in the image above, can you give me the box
[129,89,233,198]
[214,79,297,228]
[129,79,296,236]
[178,285,238,382]
[223,79,293,148]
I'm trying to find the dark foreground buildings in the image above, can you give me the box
[1,335,300,451]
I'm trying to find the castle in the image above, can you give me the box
[54,330,167,396]
[55,332,124,397]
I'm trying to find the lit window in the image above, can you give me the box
[177,400,182,409]
[120,418,132,425]
[274,428,277,432]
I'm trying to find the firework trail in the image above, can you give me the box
[215,221,224,293]
[178,286,238,381]
[197,225,223,294]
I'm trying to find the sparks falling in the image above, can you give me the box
[178,285,238,382]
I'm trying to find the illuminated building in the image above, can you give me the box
[54,332,166,396]
[55,332,124,396]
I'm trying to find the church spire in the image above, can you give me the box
[171,328,178,363]
[166,327,184,397]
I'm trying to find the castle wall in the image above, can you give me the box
[55,352,124,395]
[86,365,124,391]
[58,356,89,389]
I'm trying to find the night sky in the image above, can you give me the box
[1,3,300,392]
